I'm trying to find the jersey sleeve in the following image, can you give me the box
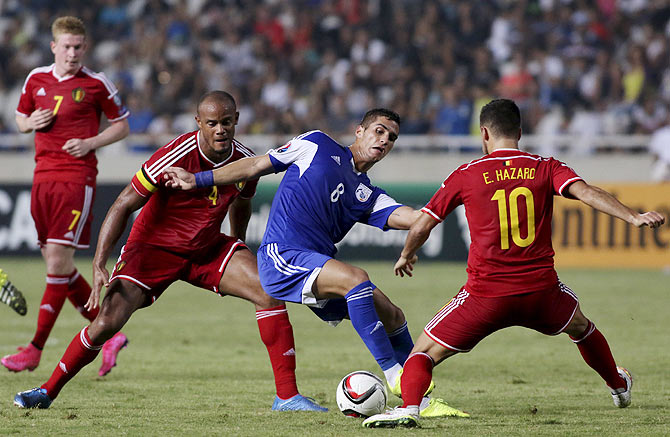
[362,191,402,230]
[16,75,35,117]
[422,170,463,222]
[130,140,181,197]
[267,136,318,173]
[548,158,583,198]
[94,72,129,122]
[131,166,159,198]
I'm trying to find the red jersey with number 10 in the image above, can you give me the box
[129,131,258,255]
[16,64,129,185]
[423,148,582,297]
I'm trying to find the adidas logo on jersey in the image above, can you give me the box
[36,87,46,96]
[331,155,341,165]
[40,304,55,313]
[283,348,296,356]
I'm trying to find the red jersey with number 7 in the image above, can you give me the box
[422,148,582,297]
[16,64,129,185]
[129,130,258,255]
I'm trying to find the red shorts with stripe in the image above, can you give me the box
[109,234,247,307]
[30,181,95,249]
[424,282,579,352]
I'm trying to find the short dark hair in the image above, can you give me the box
[479,99,521,138]
[197,90,236,114]
[360,108,401,128]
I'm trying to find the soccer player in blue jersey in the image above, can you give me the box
[164,109,468,418]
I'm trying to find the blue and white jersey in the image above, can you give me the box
[264,130,402,257]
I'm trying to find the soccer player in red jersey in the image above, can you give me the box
[13,91,326,412]
[2,16,130,376]
[363,99,666,428]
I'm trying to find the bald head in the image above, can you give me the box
[197,91,236,116]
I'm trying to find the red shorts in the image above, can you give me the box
[31,181,95,249]
[424,282,579,352]
[109,235,247,307]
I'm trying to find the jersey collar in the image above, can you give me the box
[489,148,524,156]
[50,64,82,82]
[196,130,234,168]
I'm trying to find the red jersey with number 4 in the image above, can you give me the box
[16,64,129,184]
[129,130,258,255]
[423,148,582,297]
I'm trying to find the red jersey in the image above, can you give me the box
[129,131,258,255]
[16,64,129,185]
[423,148,582,297]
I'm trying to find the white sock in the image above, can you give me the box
[383,363,403,387]
[419,396,430,411]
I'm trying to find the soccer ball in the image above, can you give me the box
[336,370,387,418]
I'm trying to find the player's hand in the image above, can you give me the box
[87,263,110,311]
[63,138,94,157]
[633,211,665,228]
[28,108,54,130]
[394,254,418,278]
[163,167,196,190]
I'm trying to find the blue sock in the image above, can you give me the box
[345,281,397,371]
[388,321,414,365]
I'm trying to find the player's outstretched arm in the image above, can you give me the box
[88,184,148,311]
[164,155,275,190]
[568,180,666,228]
[386,206,423,230]
[395,212,439,278]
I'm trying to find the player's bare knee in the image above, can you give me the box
[253,289,282,310]
[564,307,590,337]
[347,267,370,290]
[88,315,120,344]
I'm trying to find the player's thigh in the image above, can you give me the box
[315,258,370,298]
[218,248,280,308]
[110,242,184,307]
[520,281,580,336]
[42,243,77,275]
[31,181,95,250]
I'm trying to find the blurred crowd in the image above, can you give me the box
[1,0,670,149]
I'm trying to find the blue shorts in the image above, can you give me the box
[258,243,353,324]
[258,243,332,306]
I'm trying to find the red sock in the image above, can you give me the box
[570,321,625,390]
[256,305,299,399]
[67,270,99,321]
[42,327,102,399]
[31,275,70,349]
[401,352,434,407]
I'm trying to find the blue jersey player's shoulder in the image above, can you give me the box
[268,130,344,173]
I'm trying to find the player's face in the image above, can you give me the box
[51,33,87,77]
[196,101,239,162]
[354,116,399,163]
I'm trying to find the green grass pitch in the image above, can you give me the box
[0,257,668,436]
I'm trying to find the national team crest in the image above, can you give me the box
[71,87,85,103]
[235,181,246,191]
[355,183,372,202]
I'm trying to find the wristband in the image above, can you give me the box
[194,170,214,188]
